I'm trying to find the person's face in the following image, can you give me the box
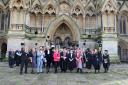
[56,48,59,52]
[70,50,73,53]
[104,51,108,54]
[39,47,42,50]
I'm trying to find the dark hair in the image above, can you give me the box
[105,50,108,52]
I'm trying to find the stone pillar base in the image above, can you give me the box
[7,37,25,51]
[102,35,120,63]
[110,55,120,63]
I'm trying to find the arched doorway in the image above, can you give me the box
[54,37,62,48]
[64,37,71,47]
[46,15,80,48]
[1,42,7,61]
[53,23,73,48]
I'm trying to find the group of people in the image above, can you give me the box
[7,46,110,75]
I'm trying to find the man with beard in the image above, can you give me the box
[67,49,76,72]
[45,47,54,73]
[60,48,68,72]
[102,50,110,73]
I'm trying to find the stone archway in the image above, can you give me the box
[53,23,73,48]
[46,14,80,46]
[1,42,7,61]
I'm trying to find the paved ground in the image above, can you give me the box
[0,62,128,85]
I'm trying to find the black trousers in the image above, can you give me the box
[46,59,53,72]
[8,57,15,68]
[103,63,110,72]
[54,61,59,73]
[60,59,67,72]
[15,56,21,66]
[20,60,28,74]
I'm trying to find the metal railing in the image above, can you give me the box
[25,25,46,34]
[80,29,100,35]
[119,49,128,62]
[11,24,24,30]
[103,27,115,33]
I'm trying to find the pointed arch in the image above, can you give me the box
[43,0,57,14]
[101,0,117,13]
[10,0,25,9]
[46,15,80,41]
[30,0,43,14]
[72,0,84,15]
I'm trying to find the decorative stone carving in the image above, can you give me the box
[60,2,70,13]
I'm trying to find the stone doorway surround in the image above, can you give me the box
[46,14,81,47]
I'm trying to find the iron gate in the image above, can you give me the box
[119,49,128,62]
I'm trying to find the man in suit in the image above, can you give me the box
[45,47,54,73]
[20,48,29,75]
[67,49,76,72]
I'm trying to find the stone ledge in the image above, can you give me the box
[110,55,120,64]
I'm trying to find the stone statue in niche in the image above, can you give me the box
[64,37,71,47]
[75,7,80,13]
[48,6,54,11]
[60,3,70,13]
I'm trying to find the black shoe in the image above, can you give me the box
[31,71,35,74]
[25,72,27,74]
[80,69,83,73]
[77,69,79,73]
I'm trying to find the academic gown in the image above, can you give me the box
[85,52,92,69]
[60,51,68,72]
[67,53,76,71]
[92,53,101,70]
[103,54,110,69]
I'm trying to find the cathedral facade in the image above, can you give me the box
[0,0,128,62]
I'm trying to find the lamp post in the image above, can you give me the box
[83,40,86,50]
[97,40,102,51]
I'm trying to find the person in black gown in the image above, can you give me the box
[85,48,92,72]
[92,49,101,73]
[67,49,76,72]
[102,50,110,73]
[60,48,68,72]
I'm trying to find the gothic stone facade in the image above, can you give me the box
[0,0,128,62]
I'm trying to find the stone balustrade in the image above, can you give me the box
[80,28,100,35]
[104,27,116,33]
[25,25,46,34]
[11,24,24,30]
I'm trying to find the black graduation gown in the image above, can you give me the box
[86,52,92,69]
[67,53,76,71]
[60,51,68,72]
[92,54,101,70]
[103,54,110,69]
